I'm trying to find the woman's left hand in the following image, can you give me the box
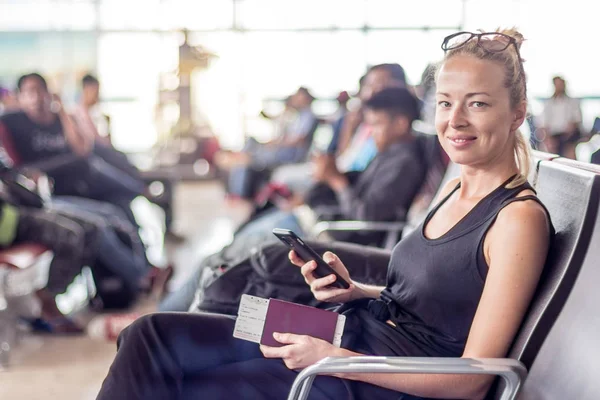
[260,333,339,370]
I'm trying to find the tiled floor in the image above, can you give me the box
[0,181,251,400]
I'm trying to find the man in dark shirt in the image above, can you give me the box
[0,73,145,226]
[304,86,426,243]
[0,73,91,164]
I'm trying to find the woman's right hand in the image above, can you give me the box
[289,250,357,303]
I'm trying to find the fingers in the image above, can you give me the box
[260,345,286,359]
[310,274,337,292]
[288,250,305,267]
[312,284,355,301]
[300,261,318,281]
[272,332,305,345]
[322,251,338,265]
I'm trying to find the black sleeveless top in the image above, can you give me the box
[342,176,553,363]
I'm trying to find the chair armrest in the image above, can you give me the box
[311,206,343,220]
[312,220,407,249]
[312,221,407,237]
[288,356,527,400]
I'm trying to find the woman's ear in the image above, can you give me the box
[511,101,527,132]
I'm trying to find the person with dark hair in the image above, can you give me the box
[76,73,111,145]
[307,86,423,240]
[72,73,144,180]
[158,87,426,312]
[72,74,178,239]
[222,86,318,199]
[10,73,93,159]
[270,64,409,198]
[82,73,99,87]
[336,63,408,171]
[97,28,552,400]
[539,75,582,159]
[0,72,145,228]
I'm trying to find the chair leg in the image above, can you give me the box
[0,311,15,370]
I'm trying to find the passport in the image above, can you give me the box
[233,295,345,347]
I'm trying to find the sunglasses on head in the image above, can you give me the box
[441,31,519,54]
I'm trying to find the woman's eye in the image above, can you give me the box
[437,101,451,108]
[471,101,488,108]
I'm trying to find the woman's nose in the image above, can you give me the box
[449,106,468,129]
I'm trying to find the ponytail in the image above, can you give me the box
[507,129,531,188]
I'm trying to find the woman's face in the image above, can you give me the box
[435,54,525,169]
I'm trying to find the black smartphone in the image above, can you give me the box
[272,228,350,289]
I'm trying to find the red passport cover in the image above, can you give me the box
[260,299,339,347]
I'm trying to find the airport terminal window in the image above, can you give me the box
[97,33,178,151]
[97,0,233,31]
[0,0,96,31]
[365,30,456,85]
[236,0,365,30]
[98,0,162,30]
[365,0,463,28]
[159,0,234,31]
[1,0,599,150]
[0,32,96,96]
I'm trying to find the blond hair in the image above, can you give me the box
[438,28,531,188]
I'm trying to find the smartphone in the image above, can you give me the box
[272,228,350,289]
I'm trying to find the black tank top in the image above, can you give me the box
[348,176,552,359]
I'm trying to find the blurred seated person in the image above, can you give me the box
[538,76,583,159]
[259,94,297,139]
[223,87,317,169]
[0,169,149,333]
[336,63,408,172]
[0,156,87,332]
[221,87,318,199]
[324,90,350,138]
[72,73,137,177]
[74,73,112,146]
[71,74,178,238]
[270,63,408,197]
[0,73,145,227]
[0,147,167,315]
[159,87,425,312]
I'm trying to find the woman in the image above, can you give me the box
[97,28,552,400]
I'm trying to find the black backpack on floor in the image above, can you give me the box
[190,240,391,315]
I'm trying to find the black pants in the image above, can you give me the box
[96,312,350,400]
